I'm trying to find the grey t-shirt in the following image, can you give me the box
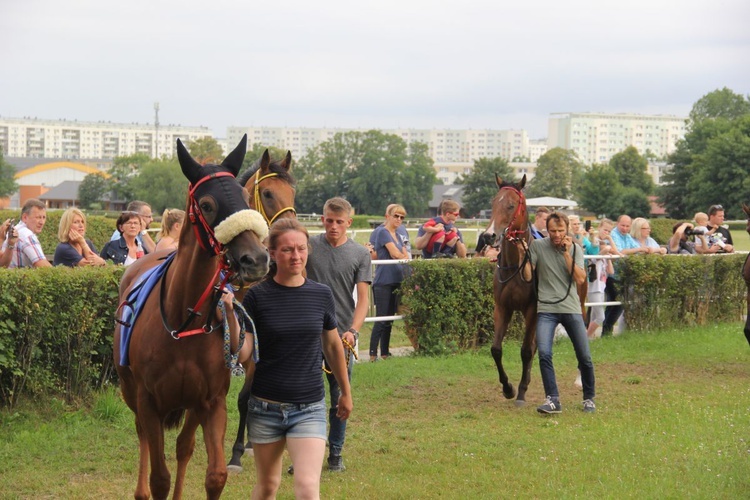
[306,234,372,333]
[529,237,584,314]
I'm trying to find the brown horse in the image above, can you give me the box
[228,150,297,472]
[114,135,270,500]
[485,175,587,405]
[742,203,750,347]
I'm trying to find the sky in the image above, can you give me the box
[1,0,748,139]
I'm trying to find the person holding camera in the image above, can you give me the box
[667,222,710,254]
[0,218,19,268]
[530,211,596,414]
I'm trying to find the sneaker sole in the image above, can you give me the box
[537,408,562,414]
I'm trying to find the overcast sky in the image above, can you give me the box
[1,0,748,139]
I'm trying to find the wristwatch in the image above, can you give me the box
[347,328,359,340]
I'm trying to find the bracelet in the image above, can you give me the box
[348,328,359,339]
[7,244,14,249]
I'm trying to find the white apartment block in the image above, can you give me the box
[434,161,538,185]
[547,112,687,165]
[227,126,534,164]
[0,117,213,159]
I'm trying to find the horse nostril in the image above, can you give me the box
[239,254,256,269]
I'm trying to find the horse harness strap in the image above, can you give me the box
[188,171,235,255]
[254,170,296,225]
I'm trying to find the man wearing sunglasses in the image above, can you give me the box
[705,205,734,253]
[415,200,466,259]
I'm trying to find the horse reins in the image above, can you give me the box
[254,170,296,225]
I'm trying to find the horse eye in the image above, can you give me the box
[200,202,213,213]
[263,190,273,199]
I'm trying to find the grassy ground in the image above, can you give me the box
[1,324,749,499]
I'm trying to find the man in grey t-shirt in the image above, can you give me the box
[306,197,372,472]
[529,211,596,415]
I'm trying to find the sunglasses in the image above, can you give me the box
[710,205,723,211]
[391,214,406,220]
[448,211,460,216]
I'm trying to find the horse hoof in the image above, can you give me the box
[502,385,515,400]
[227,464,243,474]
[514,400,526,408]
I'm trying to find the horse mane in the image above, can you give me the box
[237,156,296,187]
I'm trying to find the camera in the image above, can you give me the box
[683,228,705,236]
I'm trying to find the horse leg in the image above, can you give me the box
[200,396,229,500]
[491,303,515,400]
[137,392,171,500]
[228,367,254,472]
[745,294,750,346]
[516,309,538,404]
[173,410,201,500]
[132,417,151,500]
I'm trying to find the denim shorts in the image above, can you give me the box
[247,395,327,444]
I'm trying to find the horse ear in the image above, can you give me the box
[743,202,750,217]
[259,149,271,171]
[519,174,527,189]
[495,174,503,189]
[177,138,203,184]
[282,151,292,171]
[221,134,247,176]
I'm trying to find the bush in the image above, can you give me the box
[0,266,124,408]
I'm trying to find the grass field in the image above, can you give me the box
[1,324,749,499]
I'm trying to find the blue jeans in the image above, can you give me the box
[370,284,400,357]
[325,357,353,457]
[536,312,595,401]
[247,396,327,444]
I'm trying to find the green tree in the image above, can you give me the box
[609,146,654,194]
[0,147,19,198]
[187,137,224,165]
[689,87,750,123]
[78,173,109,209]
[129,158,188,213]
[616,186,652,218]
[296,130,435,216]
[577,163,623,218]
[456,157,515,216]
[526,148,582,199]
[108,153,150,203]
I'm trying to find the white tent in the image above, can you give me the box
[525,196,578,208]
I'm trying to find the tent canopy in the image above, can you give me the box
[525,196,578,208]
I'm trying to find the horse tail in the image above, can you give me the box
[164,409,185,430]
[237,158,261,186]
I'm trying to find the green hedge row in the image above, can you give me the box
[0,266,124,408]
[401,254,746,355]
[0,253,745,407]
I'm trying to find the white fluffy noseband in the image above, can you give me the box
[214,209,269,244]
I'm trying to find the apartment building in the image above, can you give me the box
[0,117,212,159]
[547,112,687,165]
[226,126,535,164]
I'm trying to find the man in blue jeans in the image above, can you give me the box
[305,197,372,471]
[529,211,596,414]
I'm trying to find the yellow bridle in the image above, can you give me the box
[253,170,296,226]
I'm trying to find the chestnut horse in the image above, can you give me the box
[228,150,297,472]
[484,175,587,405]
[114,135,270,499]
[742,203,750,347]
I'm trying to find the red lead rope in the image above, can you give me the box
[501,186,528,241]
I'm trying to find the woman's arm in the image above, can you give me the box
[321,328,352,420]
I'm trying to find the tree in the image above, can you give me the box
[296,130,436,215]
[78,172,109,209]
[129,158,188,213]
[609,146,654,194]
[526,148,583,200]
[456,157,515,216]
[577,163,623,218]
[689,87,750,123]
[616,187,652,219]
[108,153,150,203]
[0,147,18,198]
[187,137,224,165]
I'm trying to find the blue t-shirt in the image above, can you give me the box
[370,225,409,286]
[243,278,337,404]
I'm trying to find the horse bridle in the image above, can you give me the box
[495,185,533,285]
[253,170,296,225]
[161,171,242,339]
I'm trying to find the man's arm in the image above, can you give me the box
[414,230,430,250]
[140,231,156,253]
[33,258,52,268]
[351,281,370,333]
[455,240,467,258]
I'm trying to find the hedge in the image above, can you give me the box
[401,253,746,355]
[0,253,746,408]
